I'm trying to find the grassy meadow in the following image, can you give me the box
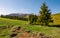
[0,14,60,38]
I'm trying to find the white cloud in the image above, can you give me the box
[0,6,33,15]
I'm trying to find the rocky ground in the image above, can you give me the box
[10,26,53,38]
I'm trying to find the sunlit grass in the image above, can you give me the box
[0,16,60,38]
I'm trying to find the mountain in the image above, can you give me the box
[8,13,23,16]
[7,13,32,18]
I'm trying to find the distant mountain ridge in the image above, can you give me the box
[7,13,32,18]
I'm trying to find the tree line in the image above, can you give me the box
[0,15,28,21]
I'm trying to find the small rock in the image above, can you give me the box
[10,33,17,37]
[25,30,31,33]
[16,27,21,30]
[39,33,44,36]
[12,26,21,32]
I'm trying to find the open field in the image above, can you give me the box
[0,14,60,38]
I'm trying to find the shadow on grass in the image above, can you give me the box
[48,25,60,28]
[30,24,60,28]
[29,23,60,28]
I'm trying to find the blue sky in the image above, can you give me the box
[0,0,60,15]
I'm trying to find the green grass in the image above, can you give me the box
[0,18,28,38]
[0,18,28,26]
[0,16,60,38]
[52,13,60,25]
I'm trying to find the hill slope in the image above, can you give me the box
[0,18,28,26]
[52,13,60,25]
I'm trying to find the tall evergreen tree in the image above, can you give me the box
[38,2,53,26]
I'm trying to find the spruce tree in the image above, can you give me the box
[38,2,53,26]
